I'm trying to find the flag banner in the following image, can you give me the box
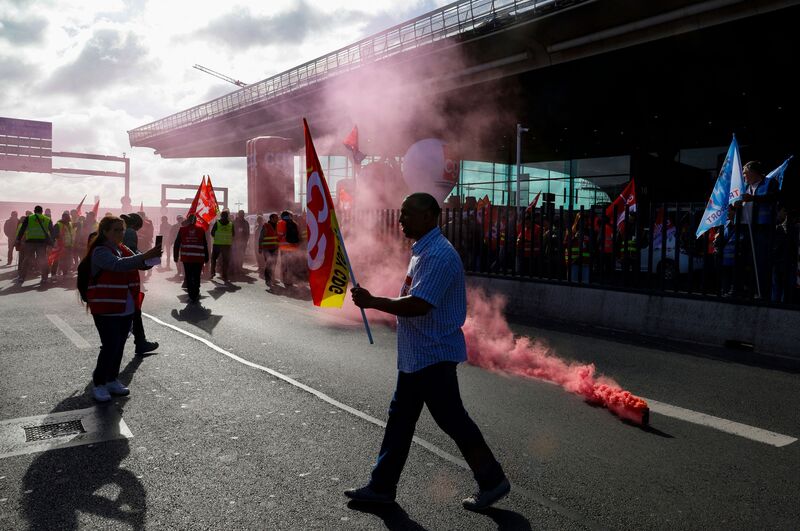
[91,199,100,217]
[652,207,676,247]
[526,191,541,214]
[765,155,793,190]
[696,135,743,238]
[188,175,220,230]
[75,195,87,216]
[306,119,350,308]
[186,175,204,217]
[342,125,366,164]
[605,179,637,228]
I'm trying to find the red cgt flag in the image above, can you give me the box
[605,178,637,228]
[91,199,100,217]
[306,119,350,308]
[188,175,220,230]
[75,195,87,216]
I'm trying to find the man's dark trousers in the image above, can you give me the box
[369,361,505,494]
[183,262,202,301]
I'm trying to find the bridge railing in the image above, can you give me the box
[128,0,586,144]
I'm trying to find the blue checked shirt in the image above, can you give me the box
[396,227,467,373]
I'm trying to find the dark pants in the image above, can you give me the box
[183,262,203,301]
[211,245,231,279]
[6,237,13,264]
[131,310,148,346]
[263,249,277,282]
[20,240,48,281]
[92,314,134,385]
[369,362,505,494]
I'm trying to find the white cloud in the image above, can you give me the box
[0,0,445,211]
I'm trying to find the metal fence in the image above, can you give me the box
[340,204,800,308]
[128,0,587,144]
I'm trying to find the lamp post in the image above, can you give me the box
[516,123,529,208]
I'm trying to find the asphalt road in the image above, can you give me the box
[0,260,798,530]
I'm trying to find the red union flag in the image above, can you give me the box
[605,178,637,228]
[305,119,350,307]
[187,175,220,230]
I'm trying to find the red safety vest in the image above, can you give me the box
[87,244,141,315]
[178,225,206,263]
[276,219,299,252]
[260,222,278,251]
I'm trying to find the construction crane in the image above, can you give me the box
[193,64,248,87]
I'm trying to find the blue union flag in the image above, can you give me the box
[696,135,744,238]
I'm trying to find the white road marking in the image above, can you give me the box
[642,398,797,448]
[46,314,91,349]
[142,312,606,531]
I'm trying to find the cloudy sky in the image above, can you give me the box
[0,0,446,210]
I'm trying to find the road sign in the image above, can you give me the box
[0,117,52,173]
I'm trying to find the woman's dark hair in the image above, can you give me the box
[77,216,124,304]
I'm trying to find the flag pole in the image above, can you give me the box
[333,226,374,344]
[740,204,762,299]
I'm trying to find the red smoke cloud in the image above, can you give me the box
[463,288,649,425]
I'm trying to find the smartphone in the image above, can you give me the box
[155,235,163,247]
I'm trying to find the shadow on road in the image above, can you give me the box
[21,356,148,530]
[480,506,534,530]
[346,500,428,530]
[170,303,221,334]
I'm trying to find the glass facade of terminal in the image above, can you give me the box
[292,154,646,209]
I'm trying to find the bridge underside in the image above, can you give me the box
[133,0,799,171]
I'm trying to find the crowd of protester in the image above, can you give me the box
[437,200,799,305]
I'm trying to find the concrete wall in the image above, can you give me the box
[467,276,800,360]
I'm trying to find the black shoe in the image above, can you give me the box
[344,485,396,504]
[135,341,159,356]
[462,477,511,511]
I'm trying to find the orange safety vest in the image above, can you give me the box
[178,225,206,263]
[276,219,299,252]
[87,244,142,315]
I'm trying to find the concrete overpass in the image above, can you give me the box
[128,0,800,166]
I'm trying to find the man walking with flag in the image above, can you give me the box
[348,192,509,511]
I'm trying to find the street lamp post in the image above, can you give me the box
[516,123,529,208]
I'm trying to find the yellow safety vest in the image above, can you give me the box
[25,214,51,241]
[213,222,233,245]
[56,221,75,247]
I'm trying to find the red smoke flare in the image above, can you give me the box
[463,288,649,425]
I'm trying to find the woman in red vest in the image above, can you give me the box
[77,216,162,402]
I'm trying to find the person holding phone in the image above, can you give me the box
[77,216,163,402]
[174,214,209,303]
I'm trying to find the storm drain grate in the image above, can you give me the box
[23,420,86,442]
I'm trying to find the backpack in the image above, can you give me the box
[77,255,92,303]
[285,220,300,244]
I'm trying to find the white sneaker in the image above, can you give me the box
[92,384,111,402]
[105,380,130,396]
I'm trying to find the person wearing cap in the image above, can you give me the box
[174,214,209,303]
[120,213,160,356]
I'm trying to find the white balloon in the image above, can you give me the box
[401,139,459,203]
